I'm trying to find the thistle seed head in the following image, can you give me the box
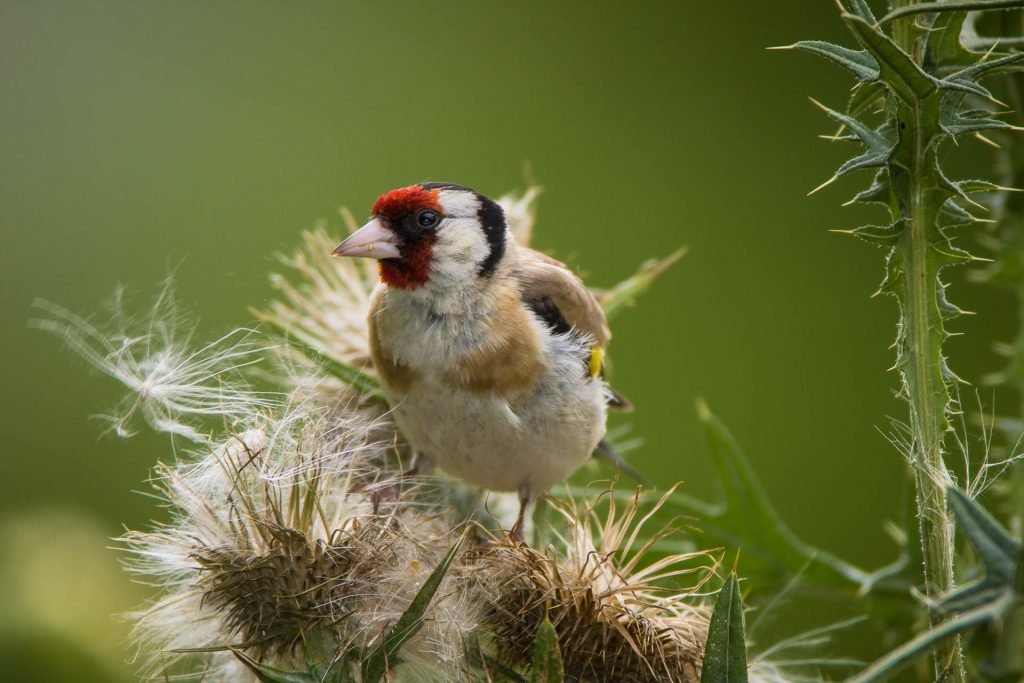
[121,405,474,680]
[472,492,713,683]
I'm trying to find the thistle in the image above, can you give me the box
[783,3,1024,679]
[473,491,713,683]
[120,398,476,681]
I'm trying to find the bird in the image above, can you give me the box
[332,182,631,541]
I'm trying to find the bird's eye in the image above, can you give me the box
[416,210,440,229]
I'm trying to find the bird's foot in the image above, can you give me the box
[352,463,422,514]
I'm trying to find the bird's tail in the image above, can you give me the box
[594,439,649,486]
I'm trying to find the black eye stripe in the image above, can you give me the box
[476,195,506,278]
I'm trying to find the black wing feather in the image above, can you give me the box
[526,296,630,411]
[526,296,574,337]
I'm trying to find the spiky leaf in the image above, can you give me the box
[938,488,1022,613]
[839,0,876,22]
[700,572,748,683]
[231,650,316,683]
[786,40,879,82]
[848,489,1022,683]
[843,14,939,102]
[923,11,974,74]
[596,248,685,319]
[690,401,874,588]
[361,538,463,683]
[529,619,564,683]
[812,98,893,177]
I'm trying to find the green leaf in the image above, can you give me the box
[466,636,529,683]
[849,171,893,206]
[847,489,1022,683]
[878,0,1024,27]
[939,488,1022,613]
[844,222,905,246]
[700,572,748,683]
[923,11,974,74]
[848,81,886,118]
[847,597,1012,683]
[231,650,315,683]
[783,40,879,82]
[955,179,1004,194]
[303,629,354,683]
[596,248,685,319]
[528,618,564,683]
[811,99,893,176]
[839,0,876,22]
[937,200,977,230]
[947,50,1024,90]
[687,401,874,590]
[361,537,463,683]
[843,14,939,103]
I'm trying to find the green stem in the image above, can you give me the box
[891,2,965,680]
[903,177,964,683]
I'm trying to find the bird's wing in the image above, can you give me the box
[512,248,610,349]
[512,248,632,409]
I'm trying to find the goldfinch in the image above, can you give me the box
[333,182,623,540]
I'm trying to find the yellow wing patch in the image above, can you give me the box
[588,346,604,379]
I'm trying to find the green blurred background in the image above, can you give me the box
[0,1,1015,680]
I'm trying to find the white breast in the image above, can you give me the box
[374,286,607,496]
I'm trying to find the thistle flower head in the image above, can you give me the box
[260,220,376,371]
[123,401,475,681]
[497,186,542,246]
[473,489,713,683]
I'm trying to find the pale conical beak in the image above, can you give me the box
[331,218,401,259]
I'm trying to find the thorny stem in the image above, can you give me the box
[891,2,965,680]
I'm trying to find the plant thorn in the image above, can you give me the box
[807,96,829,112]
[961,193,989,211]
[974,133,1001,149]
[808,175,839,196]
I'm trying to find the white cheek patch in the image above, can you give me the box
[423,190,492,287]
[432,218,490,283]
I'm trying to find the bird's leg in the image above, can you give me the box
[404,451,434,478]
[509,486,532,543]
[370,452,434,513]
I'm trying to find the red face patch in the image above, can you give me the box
[371,185,446,290]
[379,235,436,290]
[372,185,442,220]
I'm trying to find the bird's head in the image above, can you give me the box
[332,183,508,291]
